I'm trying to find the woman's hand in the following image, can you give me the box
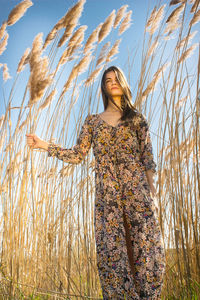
[26,133,49,151]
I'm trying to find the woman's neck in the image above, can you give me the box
[106,97,122,112]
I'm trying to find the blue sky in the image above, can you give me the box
[0,0,156,112]
[0,0,199,146]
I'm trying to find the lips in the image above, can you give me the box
[111,87,119,90]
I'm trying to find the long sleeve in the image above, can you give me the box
[47,114,93,164]
[137,114,157,173]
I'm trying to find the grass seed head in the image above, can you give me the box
[106,39,121,62]
[190,0,200,13]
[39,89,57,110]
[178,43,198,64]
[114,5,128,28]
[96,42,110,66]
[7,0,33,26]
[43,28,57,49]
[3,63,11,82]
[146,5,166,35]
[85,65,104,86]
[0,31,8,55]
[17,48,31,73]
[62,0,86,27]
[29,33,43,70]
[118,10,132,35]
[98,10,116,43]
[190,9,200,26]
[176,31,197,50]
[58,24,76,47]
[0,22,7,40]
[84,23,102,54]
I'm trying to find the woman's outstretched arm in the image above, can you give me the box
[26,115,93,164]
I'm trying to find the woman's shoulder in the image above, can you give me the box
[131,110,147,127]
[83,113,99,126]
[85,113,98,122]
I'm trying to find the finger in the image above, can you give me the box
[26,134,35,138]
[26,139,34,144]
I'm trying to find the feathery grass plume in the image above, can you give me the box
[3,63,11,82]
[166,3,185,23]
[62,54,92,95]
[164,23,181,36]
[146,7,157,29]
[58,24,77,47]
[75,53,92,74]
[62,0,86,27]
[0,32,8,56]
[29,33,43,71]
[53,16,66,31]
[17,48,30,73]
[106,39,121,62]
[29,75,52,105]
[83,23,102,54]
[59,44,80,66]
[43,28,57,50]
[176,31,197,50]
[61,68,78,95]
[0,22,7,40]
[7,0,33,26]
[38,89,57,110]
[114,5,128,28]
[51,0,85,32]
[170,0,183,5]
[142,62,170,99]
[67,25,87,48]
[165,3,185,35]
[85,65,104,86]
[146,5,166,35]
[118,10,132,35]
[178,43,198,64]
[189,9,200,26]
[190,0,200,13]
[98,10,116,43]
[147,40,159,57]
[96,42,111,66]
[28,56,52,104]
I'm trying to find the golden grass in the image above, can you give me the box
[118,10,132,35]
[0,0,199,299]
[7,0,33,26]
[98,10,116,43]
[17,48,31,73]
[0,31,9,56]
[113,5,128,29]
[0,21,7,40]
[2,63,11,81]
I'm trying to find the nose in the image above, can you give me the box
[111,79,118,85]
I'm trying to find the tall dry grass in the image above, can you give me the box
[0,0,199,299]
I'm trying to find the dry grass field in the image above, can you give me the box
[0,0,199,299]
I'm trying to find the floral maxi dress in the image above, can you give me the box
[48,113,166,299]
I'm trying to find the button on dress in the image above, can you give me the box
[48,112,166,299]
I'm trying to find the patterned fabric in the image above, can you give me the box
[48,113,166,299]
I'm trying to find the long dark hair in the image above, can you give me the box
[101,66,138,121]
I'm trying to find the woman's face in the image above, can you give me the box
[104,71,123,98]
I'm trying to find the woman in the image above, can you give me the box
[26,66,165,299]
